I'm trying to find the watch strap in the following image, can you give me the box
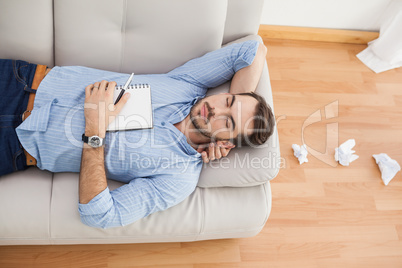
[82,134,89,143]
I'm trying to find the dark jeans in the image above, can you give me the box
[0,59,37,176]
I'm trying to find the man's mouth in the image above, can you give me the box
[201,103,207,123]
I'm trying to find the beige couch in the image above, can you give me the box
[0,0,280,245]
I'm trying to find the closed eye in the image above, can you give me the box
[230,95,235,107]
[226,96,235,130]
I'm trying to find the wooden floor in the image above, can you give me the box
[1,39,402,268]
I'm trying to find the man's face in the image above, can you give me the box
[189,93,258,141]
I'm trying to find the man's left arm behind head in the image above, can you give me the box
[229,42,267,95]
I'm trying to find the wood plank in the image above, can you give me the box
[271,182,326,198]
[107,240,241,267]
[281,226,399,243]
[259,24,379,44]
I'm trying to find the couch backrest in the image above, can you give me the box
[223,0,264,44]
[54,0,228,73]
[0,0,264,70]
[0,0,54,66]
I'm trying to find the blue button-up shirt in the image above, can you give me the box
[16,40,259,228]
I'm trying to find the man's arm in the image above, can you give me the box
[79,145,106,204]
[79,175,198,228]
[80,80,129,204]
[229,42,267,94]
[168,40,262,90]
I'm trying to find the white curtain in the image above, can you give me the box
[357,0,402,73]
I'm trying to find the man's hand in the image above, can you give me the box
[196,141,235,163]
[84,80,130,137]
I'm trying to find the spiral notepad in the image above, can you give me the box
[107,84,153,131]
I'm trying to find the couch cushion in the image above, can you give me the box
[0,0,54,66]
[0,168,53,244]
[197,35,281,188]
[54,0,227,74]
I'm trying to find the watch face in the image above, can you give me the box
[89,136,101,148]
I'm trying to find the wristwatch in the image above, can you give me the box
[82,134,105,148]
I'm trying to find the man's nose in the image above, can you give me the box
[208,107,215,119]
[209,105,229,119]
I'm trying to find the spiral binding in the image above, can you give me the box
[116,84,150,90]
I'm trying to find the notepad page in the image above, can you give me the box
[107,85,153,131]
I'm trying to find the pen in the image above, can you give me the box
[114,72,134,105]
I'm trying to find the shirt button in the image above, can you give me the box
[53,98,59,103]
[161,122,165,126]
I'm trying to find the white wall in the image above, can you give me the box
[261,0,394,31]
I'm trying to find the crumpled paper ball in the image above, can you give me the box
[292,144,308,165]
[335,139,359,166]
[373,153,401,186]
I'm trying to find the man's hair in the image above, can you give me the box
[233,92,275,147]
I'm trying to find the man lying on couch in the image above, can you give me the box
[0,40,275,228]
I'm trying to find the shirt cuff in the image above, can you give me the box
[233,40,260,73]
[78,187,113,215]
